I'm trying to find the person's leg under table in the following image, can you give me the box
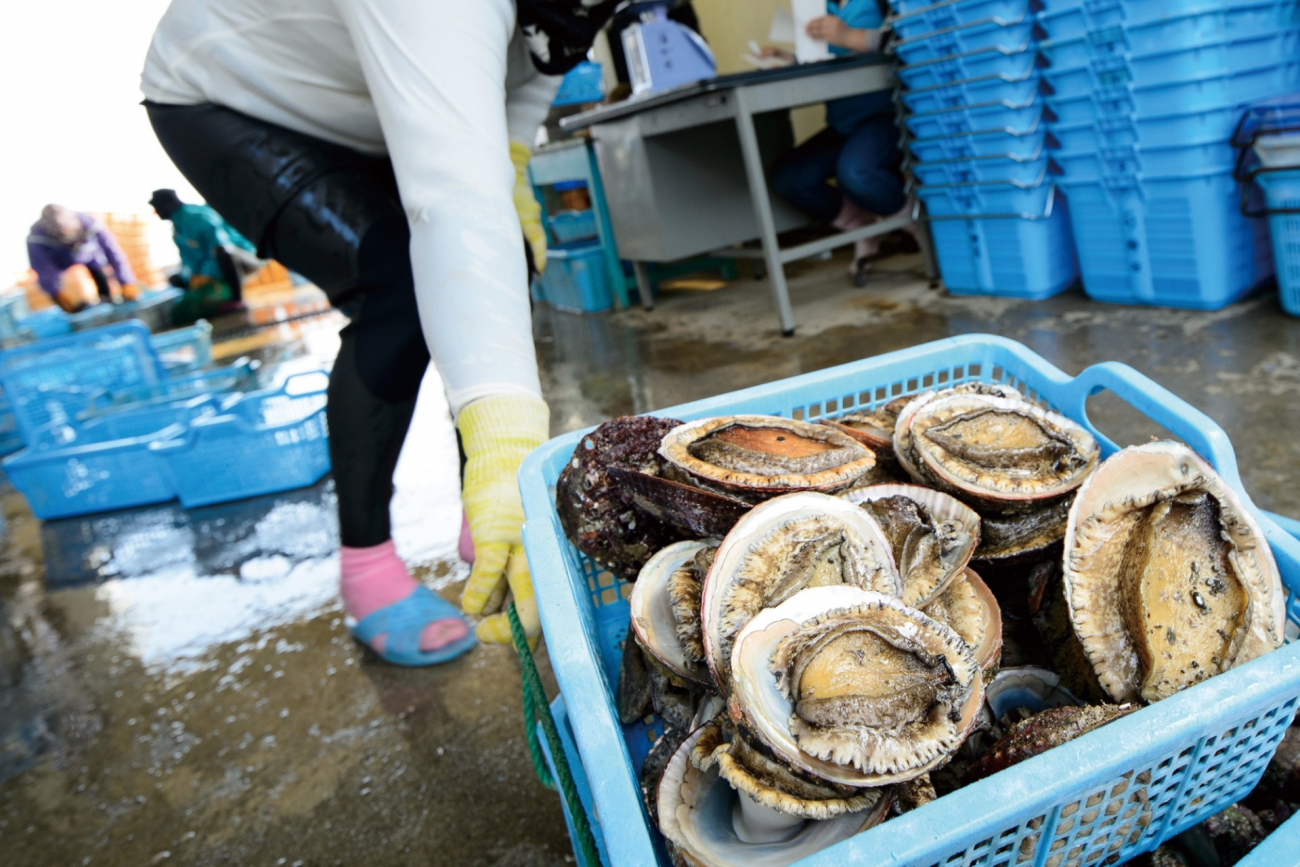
[836,113,914,278]
[146,101,473,664]
[768,126,849,225]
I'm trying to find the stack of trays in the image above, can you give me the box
[1236,92,1300,315]
[1039,0,1300,308]
[893,0,1080,298]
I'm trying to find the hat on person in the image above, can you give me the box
[149,189,183,217]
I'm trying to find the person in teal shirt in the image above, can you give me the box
[770,0,915,286]
[150,188,262,309]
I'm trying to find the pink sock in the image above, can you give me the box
[340,540,469,654]
[459,513,476,565]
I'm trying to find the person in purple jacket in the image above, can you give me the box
[26,205,140,312]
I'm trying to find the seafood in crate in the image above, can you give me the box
[553,381,1286,866]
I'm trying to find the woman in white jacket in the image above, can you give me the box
[142,0,617,665]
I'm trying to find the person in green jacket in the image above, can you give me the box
[150,188,262,318]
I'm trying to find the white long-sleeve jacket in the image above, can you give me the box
[142,0,558,414]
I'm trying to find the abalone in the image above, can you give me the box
[730,586,983,786]
[661,415,877,500]
[700,493,901,690]
[843,484,981,607]
[1062,442,1285,703]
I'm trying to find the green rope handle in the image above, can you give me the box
[508,602,603,867]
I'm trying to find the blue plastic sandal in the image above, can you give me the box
[349,586,477,666]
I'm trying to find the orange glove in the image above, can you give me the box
[120,283,141,301]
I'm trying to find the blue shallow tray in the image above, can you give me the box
[520,335,1300,866]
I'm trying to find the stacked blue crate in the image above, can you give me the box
[893,0,1080,298]
[1039,0,1300,308]
[1235,92,1300,315]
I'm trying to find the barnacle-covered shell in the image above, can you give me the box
[966,704,1136,782]
[903,389,1099,507]
[700,493,902,690]
[658,724,887,867]
[631,541,715,687]
[690,719,882,820]
[556,415,689,580]
[661,415,877,499]
[1063,442,1285,704]
[843,484,981,607]
[731,586,983,786]
[923,567,1003,678]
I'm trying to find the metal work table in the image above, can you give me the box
[563,54,935,335]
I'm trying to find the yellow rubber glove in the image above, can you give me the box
[510,140,548,275]
[458,394,550,643]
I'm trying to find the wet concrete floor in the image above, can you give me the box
[3,248,1300,865]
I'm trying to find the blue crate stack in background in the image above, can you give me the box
[1236,93,1300,315]
[892,0,1080,299]
[1039,0,1300,309]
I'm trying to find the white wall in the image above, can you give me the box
[0,0,193,283]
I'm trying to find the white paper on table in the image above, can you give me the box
[792,0,833,63]
[769,7,796,43]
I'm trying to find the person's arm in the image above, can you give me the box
[506,62,563,273]
[334,0,549,641]
[334,0,540,412]
[805,16,885,53]
[92,220,137,288]
[27,241,64,297]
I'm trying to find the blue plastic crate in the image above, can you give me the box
[907,122,1053,161]
[554,61,605,107]
[1056,139,1238,181]
[914,150,1053,185]
[149,372,331,508]
[549,210,599,245]
[519,334,1300,867]
[0,321,164,445]
[1044,63,1300,120]
[891,0,1036,41]
[18,307,72,340]
[1041,27,1299,88]
[906,96,1047,138]
[1063,167,1274,309]
[150,320,213,377]
[917,171,1056,216]
[67,301,122,333]
[895,16,1041,65]
[539,241,613,314]
[1255,169,1300,316]
[929,190,1078,297]
[1052,103,1252,150]
[2,395,220,520]
[0,294,31,342]
[901,69,1044,114]
[1236,809,1300,867]
[898,41,1039,89]
[81,359,260,419]
[118,288,183,333]
[1038,0,1296,48]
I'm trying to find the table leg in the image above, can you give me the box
[733,88,796,337]
[633,262,654,310]
[916,214,941,289]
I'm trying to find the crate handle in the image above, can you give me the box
[1064,361,1239,481]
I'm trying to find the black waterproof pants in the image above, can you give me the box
[147,101,430,548]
